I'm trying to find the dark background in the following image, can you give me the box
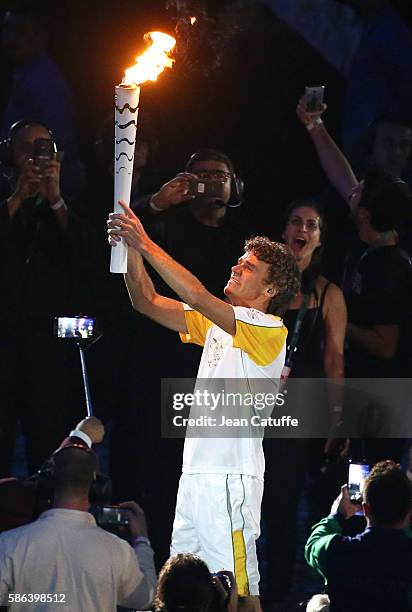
[2,0,411,233]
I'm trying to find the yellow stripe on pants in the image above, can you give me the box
[232,529,249,596]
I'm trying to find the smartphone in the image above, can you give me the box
[97,505,129,527]
[188,178,225,199]
[33,138,57,172]
[304,85,325,112]
[348,461,370,505]
[55,316,96,339]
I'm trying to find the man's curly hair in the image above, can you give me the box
[244,236,300,316]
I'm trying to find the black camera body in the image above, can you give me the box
[33,138,57,172]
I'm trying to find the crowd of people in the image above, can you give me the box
[0,0,412,611]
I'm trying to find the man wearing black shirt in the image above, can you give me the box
[344,171,412,378]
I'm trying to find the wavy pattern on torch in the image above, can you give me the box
[115,152,134,162]
[115,120,137,130]
[115,137,135,145]
[115,103,139,114]
[115,166,132,175]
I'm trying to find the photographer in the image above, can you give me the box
[0,418,156,611]
[133,148,249,299]
[0,416,104,533]
[305,461,412,611]
[0,119,95,477]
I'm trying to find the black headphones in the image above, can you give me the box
[0,119,55,168]
[185,148,244,208]
[35,443,111,505]
[364,112,412,156]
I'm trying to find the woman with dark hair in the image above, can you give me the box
[281,198,346,379]
[260,199,347,611]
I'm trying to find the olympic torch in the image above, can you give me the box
[110,32,176,273]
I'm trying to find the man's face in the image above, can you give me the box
[224,251,273,305]
[371,122,412,178]
[11,123,52,174]
[189,159,232,206]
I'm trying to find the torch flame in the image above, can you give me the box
[190,16,197,25]
[124,31,176,86]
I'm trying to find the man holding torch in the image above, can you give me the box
[108,203,300,608]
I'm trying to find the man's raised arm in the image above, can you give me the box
[108,202,236,336]
[108,214,187,333]
[296,95,358,208]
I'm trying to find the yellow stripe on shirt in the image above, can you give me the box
[233,318,287,366]
[179,308,213,347]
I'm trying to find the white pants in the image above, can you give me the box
[170,473,263,596]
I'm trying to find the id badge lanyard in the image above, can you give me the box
[281,293,311,382]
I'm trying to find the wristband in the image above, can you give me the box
[149,197,164,213]
[133,536,151,547]
[306,117,323,131]
[69,429,92,448]
[50,197,67,211]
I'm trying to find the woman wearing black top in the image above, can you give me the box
[260,199,347,611]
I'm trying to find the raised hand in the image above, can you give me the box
[296,94,327,128]
[150,172,196,211]
[107,200,152,254]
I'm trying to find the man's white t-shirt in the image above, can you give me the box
[179,304,287,480]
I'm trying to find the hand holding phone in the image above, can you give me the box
[348,461,370,504]
[118,501,149,539]
[296,87,327,129]
[304,86,325,112]
[330,484,362,520]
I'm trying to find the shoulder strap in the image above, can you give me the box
[320,281,332,311]
[285,293,311,366]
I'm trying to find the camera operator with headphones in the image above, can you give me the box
[0,416,104,533]
[0,119,95,479]
[0,415,157,612]
[133,148,247,300]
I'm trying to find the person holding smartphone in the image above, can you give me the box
[305,460,412,612]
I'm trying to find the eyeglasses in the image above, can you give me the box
[288,216,320,232]
[195,170,231,181]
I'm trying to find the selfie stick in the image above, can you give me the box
[77,342,94,417]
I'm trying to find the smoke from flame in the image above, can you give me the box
[124,31,176,86]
